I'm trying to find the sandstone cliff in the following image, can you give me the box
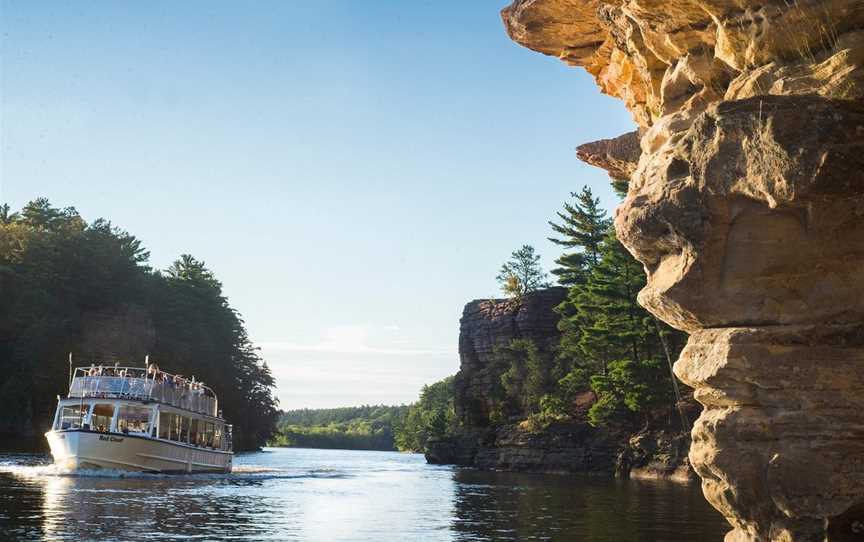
[501,1,864,540]
[427,287,693,479]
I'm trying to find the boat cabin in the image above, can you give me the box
[54,366,233,452]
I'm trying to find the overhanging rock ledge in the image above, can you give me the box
[501,1,864,540]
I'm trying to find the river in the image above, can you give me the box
[0,447,728,541]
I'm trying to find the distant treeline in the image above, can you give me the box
[271,405,408,451]
[0,199,279,451]
[270,378,455,452]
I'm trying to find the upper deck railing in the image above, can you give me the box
[68,366,218,417]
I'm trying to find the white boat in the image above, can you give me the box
[45,365,233,473]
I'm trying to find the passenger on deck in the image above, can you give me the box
[147,362,160,376]
[88,364,98,376]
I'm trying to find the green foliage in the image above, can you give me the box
[393,376,456,452]
[270,405,408,451]
[496,245,551,299]
[494,339,559,417]
[586,358,663,426]
[549,187,687,428]
[0,199,279,450]
[548,186,611,286]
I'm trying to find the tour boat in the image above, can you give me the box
[45,365,233,473]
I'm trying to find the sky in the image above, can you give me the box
[0,0,634,410]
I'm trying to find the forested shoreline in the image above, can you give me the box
[0,199,279,451]
[270,378,455,452]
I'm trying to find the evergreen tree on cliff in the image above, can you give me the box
[496,245,551,298]
[548,186,612,369]
[548,186,610,286]
[549,191,687,426]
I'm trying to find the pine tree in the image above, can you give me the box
[548,186,612,387]
[569,229,686,425]
[547,188,688,426]
[548,186,611,286]
[496,245,551,298]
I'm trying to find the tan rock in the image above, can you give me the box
[677,326,864,541]
[575,130,640,182]
[616,95,864,332]
[502,0,864,127]
[502,0,864,540]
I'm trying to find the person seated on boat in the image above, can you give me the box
[87,363,98,376]
[147,362,160,376]
[118,367,128,378]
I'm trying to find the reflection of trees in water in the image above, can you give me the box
[450,470,727,542]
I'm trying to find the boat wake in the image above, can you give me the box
[0,460,350,481]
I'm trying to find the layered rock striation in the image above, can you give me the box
[502,1,864,540]
[455,288,567,427]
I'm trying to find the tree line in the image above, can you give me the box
[269,379,456,452]
[270,405,408,451]
[0,198,279,450]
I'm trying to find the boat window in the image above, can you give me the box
[170,414,180,441]
[214,424,222,450]
[91,403,115,432]
[57,404,90,430]
[190,419,200,447]
[178,416,190,443]
[117,404,151,434]
[204,422,215,448]
[159,412,174,440]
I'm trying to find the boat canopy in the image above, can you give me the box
[68,366,218,417]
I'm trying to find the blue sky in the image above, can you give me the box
[0,0,634,409]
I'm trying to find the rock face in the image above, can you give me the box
[429,287,693,478]
[455,287,567,427]
[501,1,864,540]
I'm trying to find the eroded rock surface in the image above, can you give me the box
[501,1,864,540]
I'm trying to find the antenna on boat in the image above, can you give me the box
[68,352,73,388]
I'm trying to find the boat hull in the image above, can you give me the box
[46,430,232,473]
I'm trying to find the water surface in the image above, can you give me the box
[0,447,728,541]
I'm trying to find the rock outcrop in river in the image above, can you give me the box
[502,1,864,540]
[427,288,693,480]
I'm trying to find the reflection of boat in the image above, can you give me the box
[45,366,233,473]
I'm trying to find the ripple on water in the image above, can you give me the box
[0,448,728,542]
